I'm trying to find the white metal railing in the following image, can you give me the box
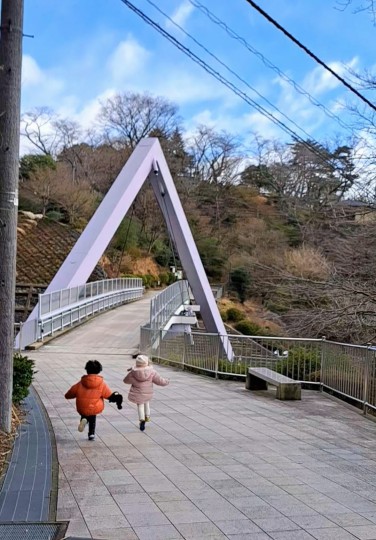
[15,278,143,349]
[140,328,376,414]
[149,280,190,342]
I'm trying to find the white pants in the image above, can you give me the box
[137,402,150,421]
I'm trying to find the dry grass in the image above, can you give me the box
[0,406,21,481]
[285,246,331,280]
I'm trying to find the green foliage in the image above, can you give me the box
[220,309,228,322]
[274,346,321,381]
[112,217,140,251]
[12,353,36,404]
[229,267,251,303]
[46,210,64,221]
[196,238,225,280]
[153,242,173,267]
[226,307,244,322]
[142,274,159,288]
[234,319,265,336]
[19,153,56,180]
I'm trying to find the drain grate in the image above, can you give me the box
[0,522,68,540]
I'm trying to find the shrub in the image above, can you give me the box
[220,309,228,322]
[46,210,64,222]
[229,267,251,303]
[226,307,244,322]
[12,353,36,404]
[235,320,265,336]
[274,346,321,381]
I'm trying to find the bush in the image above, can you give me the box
[235,319,265,336]
[12,353,36,404]
[229,267,251,303]
[220,309,228,322]
[226,307,244,322]
[274,346,321,381]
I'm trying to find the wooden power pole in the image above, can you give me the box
[0,0,24,433]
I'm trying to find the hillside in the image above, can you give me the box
[17,93,376,344]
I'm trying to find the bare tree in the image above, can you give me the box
[336,0,376,23]
[98,92,181,149]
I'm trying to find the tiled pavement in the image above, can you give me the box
[28,294,376,539]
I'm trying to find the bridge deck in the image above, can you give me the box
[29,294,376,540]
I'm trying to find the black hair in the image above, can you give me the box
[85,360,103,374]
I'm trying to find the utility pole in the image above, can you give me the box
[0,0,24,433]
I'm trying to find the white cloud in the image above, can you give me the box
[107,36,150,83]
[21,54,64,108]
[303,57,359,95]
[166,2,194,29]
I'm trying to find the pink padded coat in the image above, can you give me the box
[123,367,169,404]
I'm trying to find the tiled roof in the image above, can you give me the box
[16,213,106,285]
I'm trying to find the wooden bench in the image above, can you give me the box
[245,367,301,400]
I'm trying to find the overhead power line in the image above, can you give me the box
[243,0,376,113]
[119,0,359,183]
[144,0,317,144]
[188,0,354,134]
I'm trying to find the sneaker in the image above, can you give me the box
[145,416,151,422]
[78,418,88,432]
[88,434,95,441]
[139,420,146,432]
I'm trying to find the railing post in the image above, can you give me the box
[320,336,326,392]
[215,333,220,379]
[364,343,372,415]
[182,332,186,371]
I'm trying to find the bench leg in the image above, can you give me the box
[246,373,268,391]
[276,384,301,400]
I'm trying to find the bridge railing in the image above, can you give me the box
[149,280,190,342]
[140,328,376,415]
[15,278,144,349]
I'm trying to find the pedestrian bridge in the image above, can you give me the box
[21,292,376,540]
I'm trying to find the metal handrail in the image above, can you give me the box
[15,278,144,350]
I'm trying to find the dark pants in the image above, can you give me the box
[81,415,96,436]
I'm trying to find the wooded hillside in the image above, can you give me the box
[18,92,376,344]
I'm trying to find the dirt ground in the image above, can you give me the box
[0,407,21,482]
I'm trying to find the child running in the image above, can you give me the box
[65,360,123,441]
[123,355,169,431]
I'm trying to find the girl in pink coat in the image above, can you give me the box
[123,355,169,431]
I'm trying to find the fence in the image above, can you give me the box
[140,327,376,414]
[149,280,190,343]
[15,278,144,349]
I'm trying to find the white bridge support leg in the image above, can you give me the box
[18,138,233,359]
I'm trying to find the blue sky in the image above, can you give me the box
[21,0,375,149]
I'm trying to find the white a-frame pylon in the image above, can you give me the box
[24,138,232,357]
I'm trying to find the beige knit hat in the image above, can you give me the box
[136,355,149,367]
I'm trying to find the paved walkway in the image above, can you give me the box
[29,294,376,540]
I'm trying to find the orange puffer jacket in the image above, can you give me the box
[65,375,112,416]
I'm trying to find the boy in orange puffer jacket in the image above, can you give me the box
[65,360,123,441]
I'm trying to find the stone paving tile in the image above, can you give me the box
[225,534,272,540]
[134,524,183,539]
[175,521,228,538]
[269,532,315,540]
[345,525,376,539]
[90,527,138,539]
[253,516,301,532]
[215,519,265,535]
[306,527,359,539]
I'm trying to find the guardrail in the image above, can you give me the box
[15,278,144,349]
[149,280,190,343]
[140,328,376,414]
